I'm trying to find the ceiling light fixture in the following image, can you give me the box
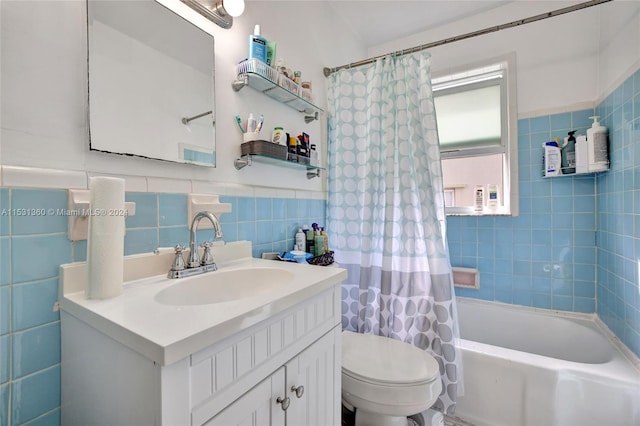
[180,0,245,29]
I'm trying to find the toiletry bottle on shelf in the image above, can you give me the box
[544,140,561,176]
[587,116,608,172]
[487,184,499,207]
[474,185,484,211]
[248,25,267,64]
[575,135,588,174]
[561,131,576,174]
[272,127,284,145]
[295,228,305,252]
[266,40,277,66]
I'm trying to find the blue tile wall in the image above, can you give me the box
[595,67,640,358]
[0,187,325,425]
[450,108,598,314]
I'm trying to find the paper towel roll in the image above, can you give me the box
[85,176,125,299]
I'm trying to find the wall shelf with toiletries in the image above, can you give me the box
[234,140,324,179]
[542,116,610,178]
[232,59,323,120]
[541,165,609,178]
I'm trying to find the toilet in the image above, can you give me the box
[342,330,442,426]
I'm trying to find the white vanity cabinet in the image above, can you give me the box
[204,367,287,426]
[61,282,342,426]
[206,328,340,426]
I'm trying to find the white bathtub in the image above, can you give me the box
[454,298,640,426]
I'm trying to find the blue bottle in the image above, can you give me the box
[248,25,267,64]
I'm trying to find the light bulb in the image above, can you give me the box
[223,0,244,17]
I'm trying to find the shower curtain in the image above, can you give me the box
[327,51,461,414]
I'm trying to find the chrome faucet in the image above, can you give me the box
[167,211,223,279]
[188,211,223,268]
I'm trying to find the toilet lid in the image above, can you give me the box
[342,330,440,385]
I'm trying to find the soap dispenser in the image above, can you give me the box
[586,116,609,172]
[561,131,576,174]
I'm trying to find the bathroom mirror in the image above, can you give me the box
[87,0,216,166]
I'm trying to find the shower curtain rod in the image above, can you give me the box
[323,0,612,77]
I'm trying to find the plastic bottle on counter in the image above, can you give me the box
[306,225,315,253]
[295,228,305,252]
[321,227,329,253]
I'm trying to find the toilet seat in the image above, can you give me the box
[342,330,440,386]
[341,331,443,424]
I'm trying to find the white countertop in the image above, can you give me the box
[59,250,347,366]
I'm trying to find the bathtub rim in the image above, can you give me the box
[455,297,640,373]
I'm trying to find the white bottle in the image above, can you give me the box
[247,113,257,133]
[474,185,484,211]
[487,184,499,207]
[586,116,608,172]
[544,141,561,177]
[575,135,588,174]
[295,228,305,252]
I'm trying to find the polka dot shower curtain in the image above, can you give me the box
[327,51,462,414]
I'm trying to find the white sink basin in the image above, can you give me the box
[154,267,295,306]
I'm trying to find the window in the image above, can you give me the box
[433,54,518,216]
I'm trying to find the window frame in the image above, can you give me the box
[433,53,519,216]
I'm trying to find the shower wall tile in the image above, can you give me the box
[451,68,640,358]
[595,67,640,358]
[451,108,598,316]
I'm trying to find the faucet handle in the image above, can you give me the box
[171,244,186,271]
[200,241,215,266]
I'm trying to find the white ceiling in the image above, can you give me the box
[325,0,513,48]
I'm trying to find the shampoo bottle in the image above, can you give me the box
[474,185,484,211]
[248,25,267,64]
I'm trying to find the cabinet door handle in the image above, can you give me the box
[276,396,290,411]
[290,385,304,398]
